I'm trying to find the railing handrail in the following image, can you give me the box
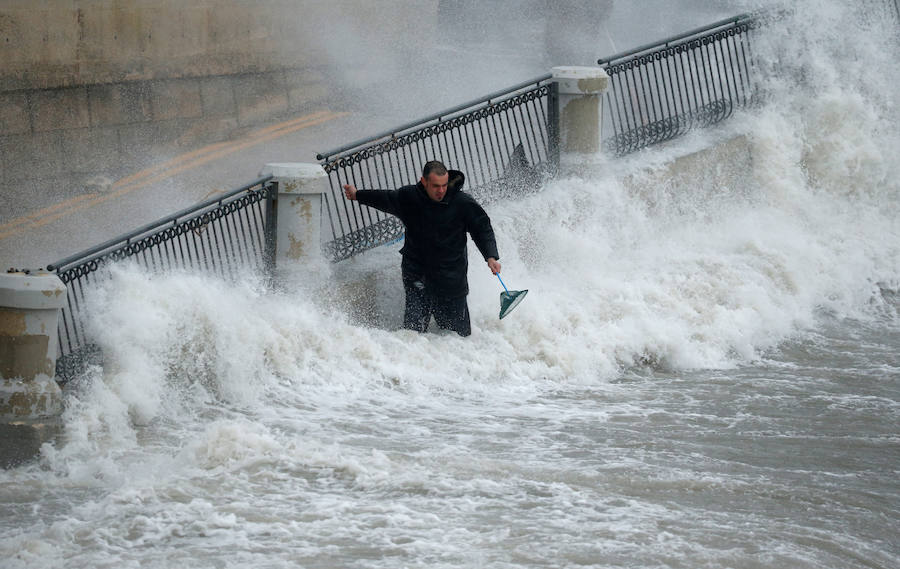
[597,12,757,67]
[47,175,273,272]
[315,73,554,162]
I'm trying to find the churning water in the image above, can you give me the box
[2,2,899,568]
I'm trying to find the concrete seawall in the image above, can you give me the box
[1,0,436,90]
[0,0,437,219]
[1,68,331,201]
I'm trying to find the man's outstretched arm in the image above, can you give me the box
[343,184,401,217]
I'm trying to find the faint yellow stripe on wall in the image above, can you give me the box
[0,110,348,241]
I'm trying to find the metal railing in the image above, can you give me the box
[316,75,558,262]
[312,14,764,261]
[47,177,277,381]
[597,13,759,156]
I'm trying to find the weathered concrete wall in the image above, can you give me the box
[0,0,437,219]
[0,0,434,91]
[0,68,332,199]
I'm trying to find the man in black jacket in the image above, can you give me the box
[343,160,501,337]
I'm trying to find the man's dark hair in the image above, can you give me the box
[422,160,448,179]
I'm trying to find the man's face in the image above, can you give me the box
[422,172,449,202]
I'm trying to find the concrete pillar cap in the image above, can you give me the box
[551,66,610,95]
[0,272,67,310]
[260,163,328,195]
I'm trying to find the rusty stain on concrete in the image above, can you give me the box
[41,288,64,297]
[0,309,27,337]
[0,387,49,417]
[300,199,312,222]
[287,233,305,260]
[0,335,53,381]
[288,197,313,222]
[577,75,609,93]
[561,97,600,153]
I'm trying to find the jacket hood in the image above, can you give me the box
[447,169,465,195]
[443,169,465,203]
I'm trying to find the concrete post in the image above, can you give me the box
[260,163,329,267]
[551,66,610,160]
[0,270,66,468]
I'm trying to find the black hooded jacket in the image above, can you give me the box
[356,170,499,298]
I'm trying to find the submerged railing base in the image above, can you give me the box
[44,177,277,385]
[55,343,102,386]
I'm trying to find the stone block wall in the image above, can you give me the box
[0,0,435,91]
[0,70,329,210]
[0,0,437,220]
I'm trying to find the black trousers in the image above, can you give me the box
[402,274,471,337]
